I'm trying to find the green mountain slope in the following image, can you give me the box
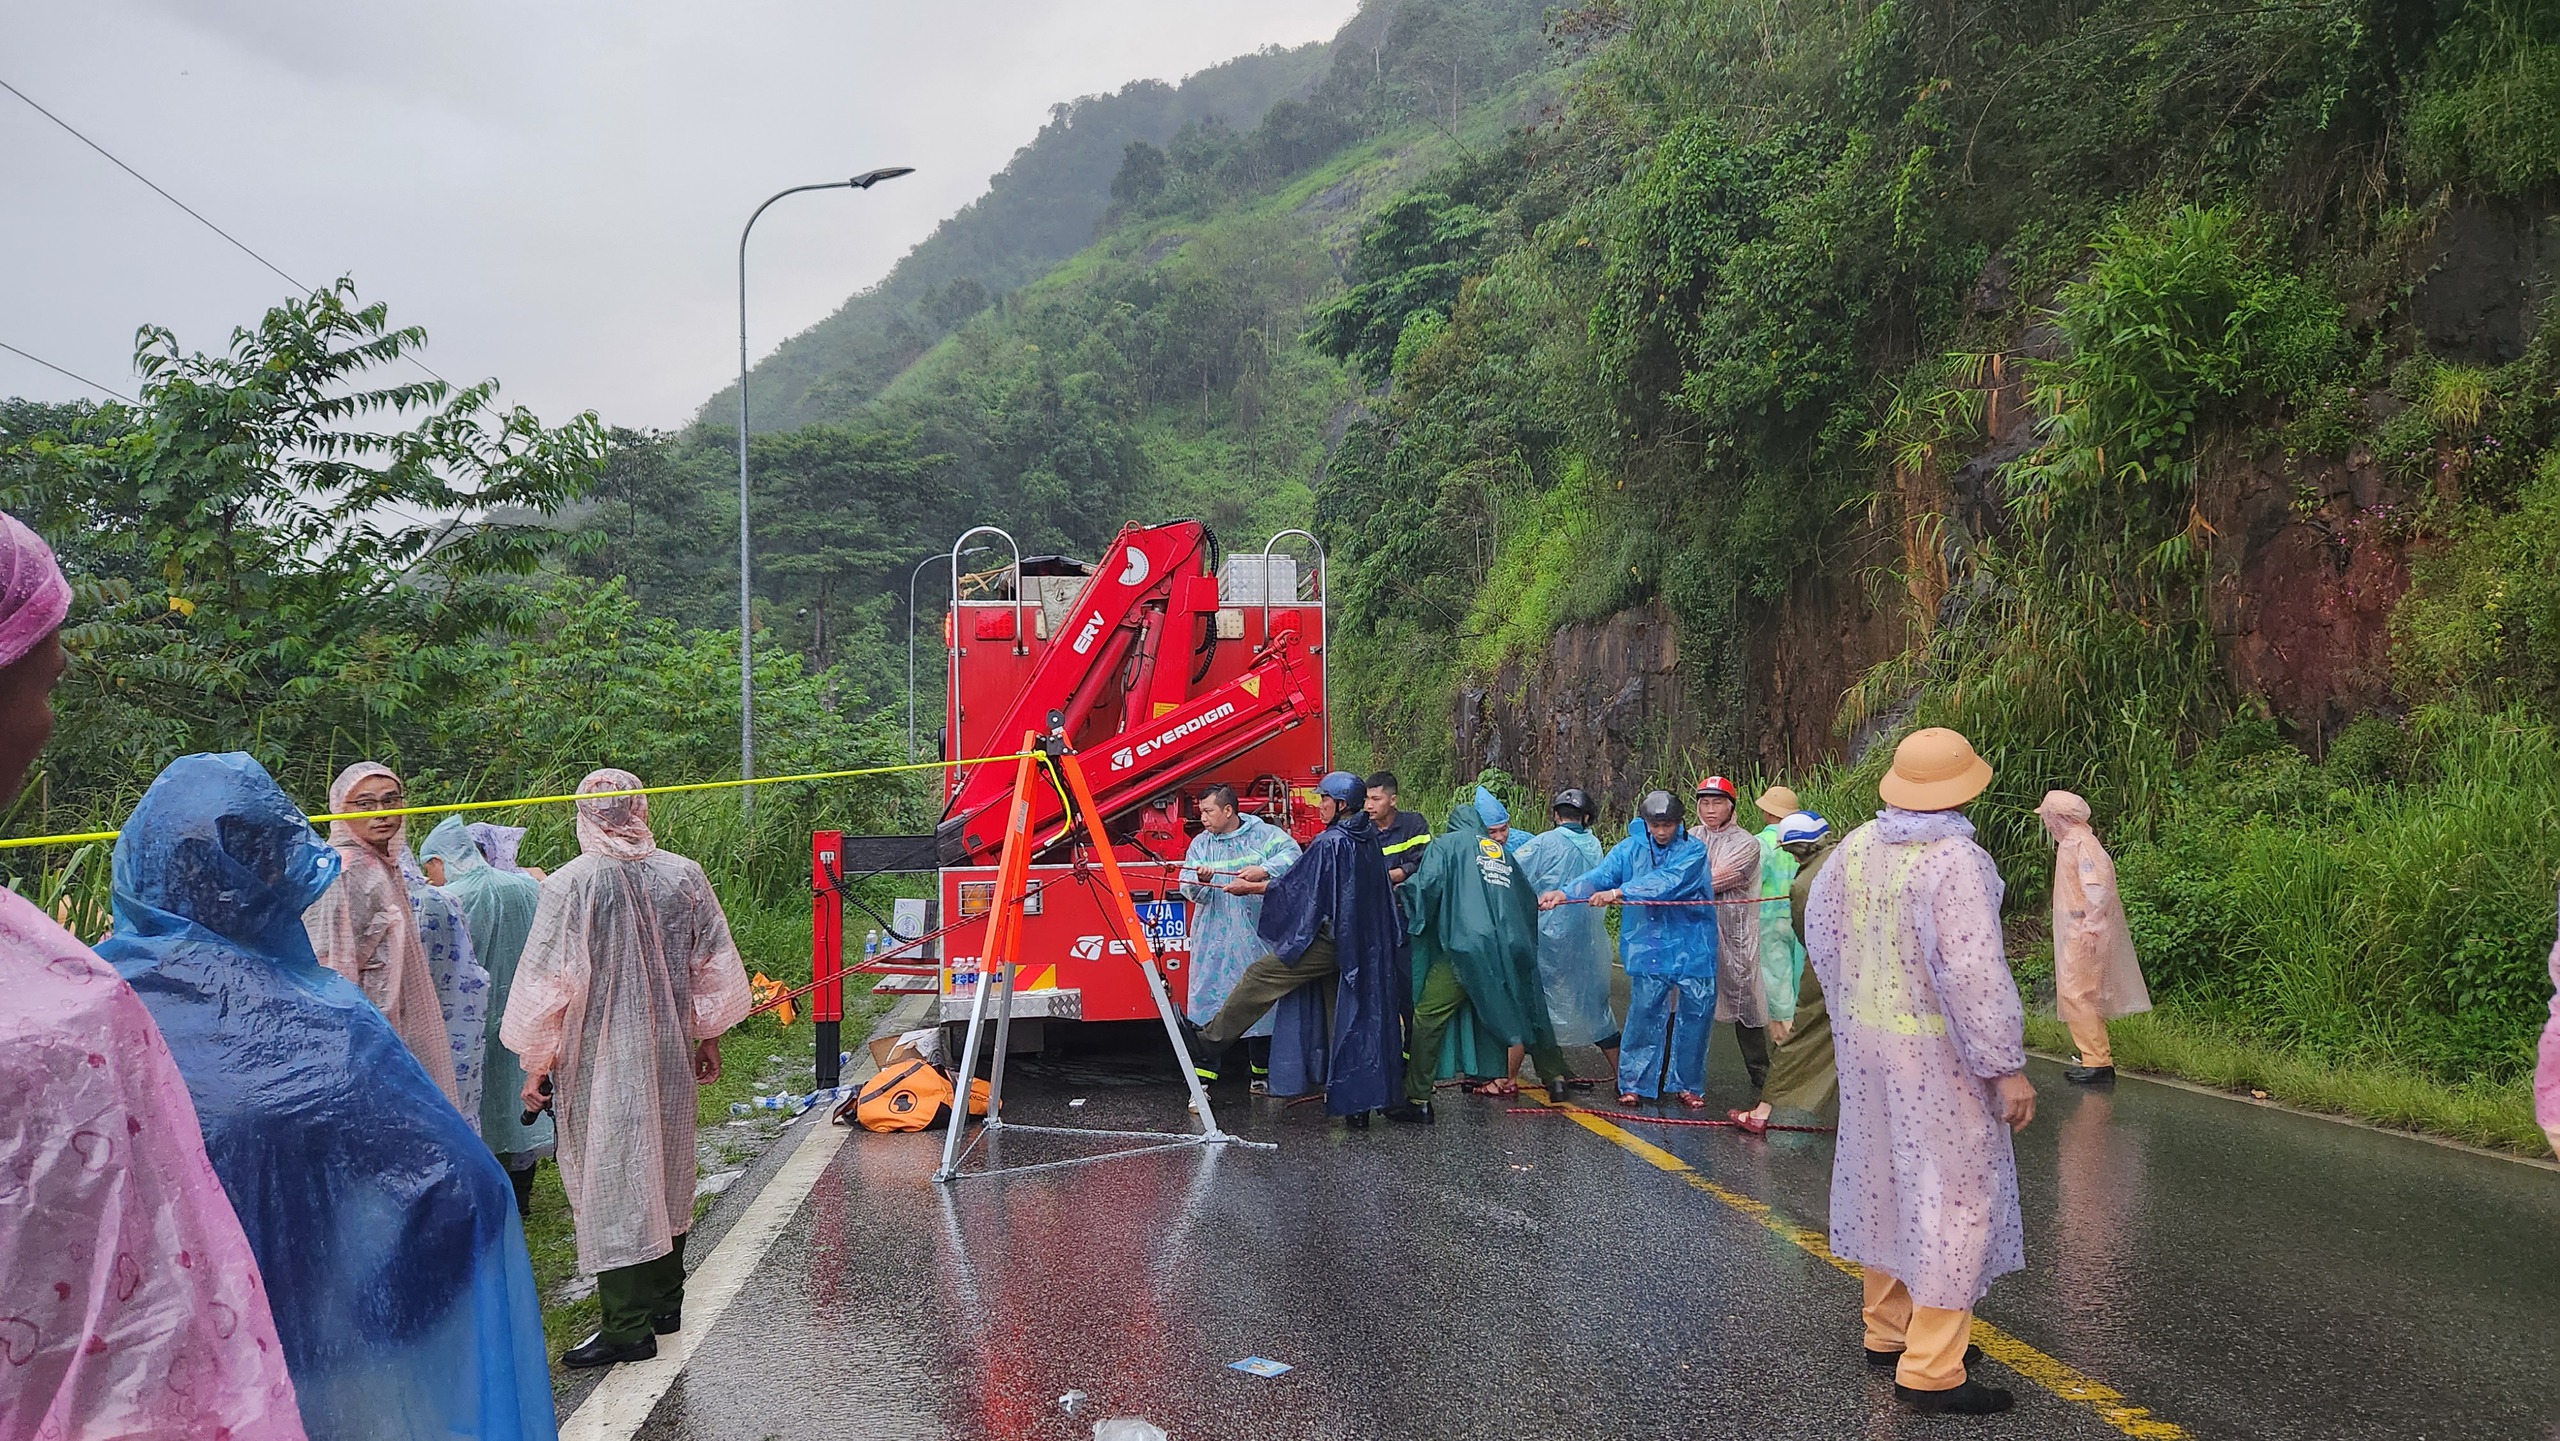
[702,42,1333,435]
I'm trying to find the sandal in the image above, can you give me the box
[1675,1091,1708,1109]
[1617,1092,1643,1105]
[1736,1111,1769,1136]
[1476,1078,1521,1097]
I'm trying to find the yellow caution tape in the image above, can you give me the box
[0,753,1027,853]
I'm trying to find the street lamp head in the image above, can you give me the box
[850,166,916,189]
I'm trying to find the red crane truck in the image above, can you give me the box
[810,521,1330,1079]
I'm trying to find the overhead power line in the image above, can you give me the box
[0,74,305,293]
[0,339,135,404]
[0,73,450,388]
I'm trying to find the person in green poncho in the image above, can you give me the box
[419,815,555,1217]
[1388,786,1572,1123]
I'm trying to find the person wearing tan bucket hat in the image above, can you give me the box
[1804,727,2034,1417]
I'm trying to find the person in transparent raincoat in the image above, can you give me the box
[421,815,555,1215]
[1510,788,1617,1069]
[502,770,752,1369]
[303,761,460,1104]
[1541,790,1718,1108]
[0,512,308,1441]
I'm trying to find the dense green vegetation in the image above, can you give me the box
[9,0,2560,1150]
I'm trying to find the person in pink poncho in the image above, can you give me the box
[0,510,306,1441]
[1804,727,2036,1418]
[502,769,753,1369]
[2038,790,2151,1085]
[302,760,461,1103]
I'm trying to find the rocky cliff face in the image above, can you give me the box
[1449,203,2550,803]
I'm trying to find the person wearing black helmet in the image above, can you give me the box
[1510,788,1618,1076]
[1186,770,1406,1128]
[1539,788,1718,1107]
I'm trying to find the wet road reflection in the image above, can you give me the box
[641,1034,2558,1440]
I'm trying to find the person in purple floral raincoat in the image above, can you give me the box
[1804,728,2037,1418]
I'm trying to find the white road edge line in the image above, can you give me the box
[559,1106,852,1440]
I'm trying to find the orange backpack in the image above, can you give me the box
[841,1058,991,1133]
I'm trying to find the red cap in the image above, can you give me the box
[1694,775,1738,799]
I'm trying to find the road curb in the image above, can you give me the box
[556,992,939,1438]
[2026,1048,2560,1173]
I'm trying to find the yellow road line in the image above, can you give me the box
[1543,1095,2193,1440]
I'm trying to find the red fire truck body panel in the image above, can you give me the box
[928,522,1330,1024]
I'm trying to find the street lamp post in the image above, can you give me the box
[736,166,915,800]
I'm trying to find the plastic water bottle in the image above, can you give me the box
[864,928,881,962]
[728,1103,750,1117]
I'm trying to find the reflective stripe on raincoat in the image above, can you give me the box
[1804,807,2025,1311]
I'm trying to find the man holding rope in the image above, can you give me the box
[1541,789,1718,1108]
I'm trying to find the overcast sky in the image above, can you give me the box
[2,1,1359,429]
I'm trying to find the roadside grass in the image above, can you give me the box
[2027,1005,2551,1159]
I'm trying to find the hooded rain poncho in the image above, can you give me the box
[1694,817,1766,1024]
[100,752,556,1441]
[501,770,752,1273]
[1255,808,1404,1116]
[1565,823,1717,978]
[406,866,490,1133]
[468,822,530,874]
[303,761,459,1104]
[1511,821,1614,1046]
[1177,811,1301,1032]
[2037,791,2151,1025]
[1400,798,1551,1051]
[1804,806,2026,1310]
[421,816,555,1161]
[1,884,307,1441]
[1757,827,1805,1023]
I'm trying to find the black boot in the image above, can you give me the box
[1344,1110,1370,1130]
[2064,1064,2116,1084]
[1384,1101,1435,1124]
[561,1332,657,1369]
[1895,1379,2013,1415]
[650,1310,682,1335]
[507,1163,537,1220]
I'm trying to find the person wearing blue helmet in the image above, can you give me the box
[1539,788,1718,1107]
[1189,770,1405,1126]
[100,752,557,1441]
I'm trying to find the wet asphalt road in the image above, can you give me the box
[636,1031,2559,1441]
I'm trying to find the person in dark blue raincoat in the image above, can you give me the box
[99,752,558,1441]
[1190,770,1405,1125]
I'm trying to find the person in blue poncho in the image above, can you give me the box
[1188,770,1405,1127]
[1540,788,1718,1108]
[1510,788,1619,1073]
[420,816,555,1218]
[100,752,558,1441]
